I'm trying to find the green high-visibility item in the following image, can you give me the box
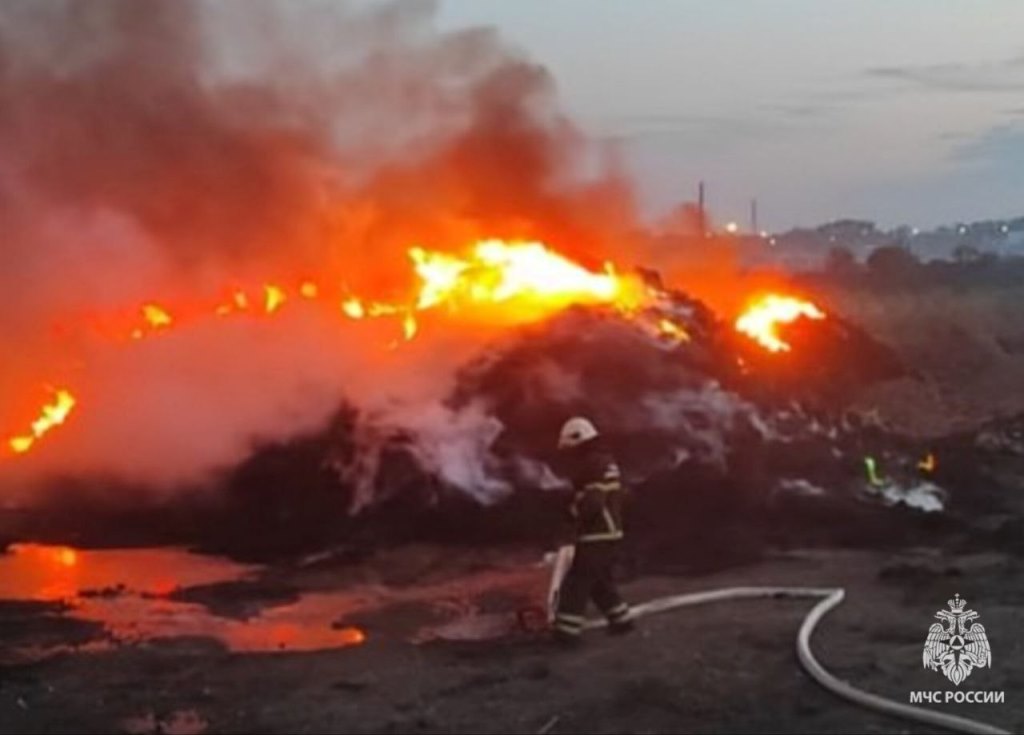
[864,456,884,486]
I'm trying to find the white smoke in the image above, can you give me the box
[632,382,756,468]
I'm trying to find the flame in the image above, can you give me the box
[367,302,400,317]
[7,388,77,455]
[131,303,174,340]
[2,239,651,457]
[264,285,286,313]
[142,303,173,329]
[3,242,833,460]
[410,247,466,310]
[658,318,690,342]
[409,239,636,318]
[341,298,365,319]
[9,436,33,453]
[216,289,251,316]
[402,312,418,341]
[735,294,825,353]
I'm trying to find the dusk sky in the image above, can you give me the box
[438,1,1024,231]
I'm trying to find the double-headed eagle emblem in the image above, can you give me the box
[923,594,991,685]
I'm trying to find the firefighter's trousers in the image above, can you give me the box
[553,540,630,637]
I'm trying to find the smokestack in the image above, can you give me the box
[750,198,758,235]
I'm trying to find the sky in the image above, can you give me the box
[437,0,1024,231]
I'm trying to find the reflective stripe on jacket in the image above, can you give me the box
[569,451,625,543]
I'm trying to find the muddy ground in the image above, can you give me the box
[1,541,1021,735]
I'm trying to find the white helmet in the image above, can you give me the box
[558,416,599,450]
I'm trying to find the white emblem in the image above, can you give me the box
[922,594,991,686]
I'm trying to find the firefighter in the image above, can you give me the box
[552,416,635,645]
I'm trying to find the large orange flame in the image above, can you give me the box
[5,238,647,457]
[410,239,634,316]
[735,294,825,353]
[4,240,825,458]
[7,388,77,455]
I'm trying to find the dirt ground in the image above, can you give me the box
[1,543,1021,735]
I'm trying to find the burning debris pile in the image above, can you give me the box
[0,231,930,557]
[0,2,997,567]
[5,264,942,565]
[180,273,972,567]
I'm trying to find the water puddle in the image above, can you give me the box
[0,542,544,663]
[0,543,364,660]
[0,543,254,600]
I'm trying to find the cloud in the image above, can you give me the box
[866,54,1024,92]
[599,103,835,147]
[953,122,1024,168]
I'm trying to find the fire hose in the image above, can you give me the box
[543,550,1008,734]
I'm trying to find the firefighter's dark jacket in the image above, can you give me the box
[567,448,625,543]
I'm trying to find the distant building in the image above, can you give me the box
[742,215,1024,271]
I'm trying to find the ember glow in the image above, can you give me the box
[735,294,826,353]
[7,388,77,455]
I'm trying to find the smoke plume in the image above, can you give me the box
[0,0,648,503]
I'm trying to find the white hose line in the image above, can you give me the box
[580,586,1007,735]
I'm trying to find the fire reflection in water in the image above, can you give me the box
[0,543,365,656]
